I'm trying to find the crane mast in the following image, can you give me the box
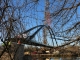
[43,0,50,44]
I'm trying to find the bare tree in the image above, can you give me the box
[49,0,80,38]
[0,0,80,59]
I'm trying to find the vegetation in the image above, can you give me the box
[0,0,80,60]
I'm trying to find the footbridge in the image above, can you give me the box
[3,25,80,48]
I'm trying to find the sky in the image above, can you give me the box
[1,0,80,46]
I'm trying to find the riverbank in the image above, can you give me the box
[31,54,79,58]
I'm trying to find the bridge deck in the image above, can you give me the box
[8,38,54,48]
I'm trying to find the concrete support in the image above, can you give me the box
[14,44,24,60]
